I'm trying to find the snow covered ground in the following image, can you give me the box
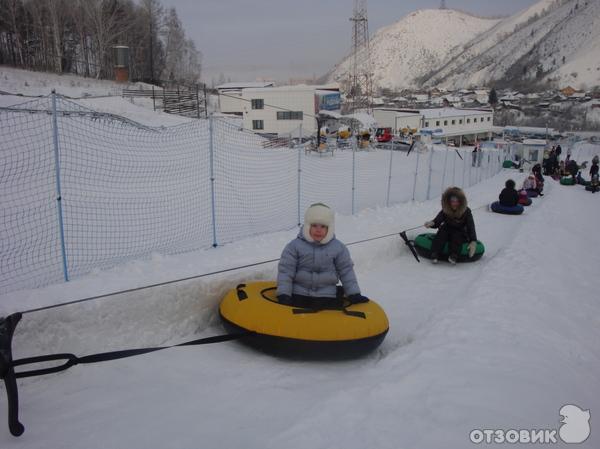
[0,66,151,98]
[1,160,599,448]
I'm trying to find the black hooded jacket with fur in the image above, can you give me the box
[431,187,477,241]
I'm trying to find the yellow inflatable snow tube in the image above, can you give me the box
[219,281,389,358]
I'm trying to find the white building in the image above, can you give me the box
[241,84,341,135]
[521,139,547,164]
[373,107,494,144]
[217,82,275,115]
[421,108,493,134]
[372,109,422,133]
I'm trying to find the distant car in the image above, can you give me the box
[375,127,393,143]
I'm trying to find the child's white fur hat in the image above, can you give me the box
[303,203,335,244]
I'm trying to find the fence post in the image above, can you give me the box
[50,90,69,282]
[452,147,457,185]
[462,147,467,188]
[208,114,218,247]
[203,84,209,119]
[411,148,421,201]
[152,85,156,111]
[297,124,302,226]
[195,84,200,119]
[440,146,449,194]
[385,145,394,207]
[352,138,357,214]
[426,146,434,200]
[468,149,473,187]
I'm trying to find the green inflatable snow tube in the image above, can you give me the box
[413,233,485,263]
[502,160,514,169]
[560,177,576,186]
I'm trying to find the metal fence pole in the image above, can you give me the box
[411,149,421,201]
[195,84,200,119]
[452,147,457,186]
[297,124,303,226]
[203,84,209,119]
[352,138,357,214]
[426,147,434,200]
[208,114,218,247]
[385,145,394,207]
[50,90,69,282]
[468,149,473,187]
[462,147,467,188]
[440,146,449,194]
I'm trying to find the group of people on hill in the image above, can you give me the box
[275,146,599,307]
[541,145,599,192]
[542,144,563,176]
[543,144,580,180]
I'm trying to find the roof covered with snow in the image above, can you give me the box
[420,108,492,119]
[216,82,275,90]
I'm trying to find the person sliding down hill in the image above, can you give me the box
[424,187,478,265]
[276,203,368,309]
[532,164,545,196]
[567,159,579,181]
[499,179,519,207]
[590,156,599,193]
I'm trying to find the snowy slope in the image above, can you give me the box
[423,0,600,89]
[327,9,499,90]
[0,66,151,97]
[1,145,599,448]
[0,67,193,126]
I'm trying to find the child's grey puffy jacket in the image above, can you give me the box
[277,229,360,298]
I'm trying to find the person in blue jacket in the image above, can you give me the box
[277,203,368,308]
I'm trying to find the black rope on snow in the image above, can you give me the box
[0,311,251,437]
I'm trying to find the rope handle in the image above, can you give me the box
[0,312,250,437]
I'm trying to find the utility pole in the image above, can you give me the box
[149,15,154,84]
[348,0,373,114]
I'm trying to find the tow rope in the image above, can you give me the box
[0,312,251,437]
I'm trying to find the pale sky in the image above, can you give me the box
[161,0,540,84]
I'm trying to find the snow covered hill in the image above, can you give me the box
[327,9,500,90]
[423,0,600,90]
[0,66,152,98]
[328,0,600,91]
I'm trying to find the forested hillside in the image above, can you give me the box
[0,0,201,84]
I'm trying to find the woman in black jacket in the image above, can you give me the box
[425,187,478,265]
[499,179,519,206]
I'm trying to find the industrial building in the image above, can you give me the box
[373,107,494,145]
[240,84,341,135]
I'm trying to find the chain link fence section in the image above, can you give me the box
[1,94,509,294]
[0,98,63,292]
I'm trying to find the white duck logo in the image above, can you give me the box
[559,404,591,444]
